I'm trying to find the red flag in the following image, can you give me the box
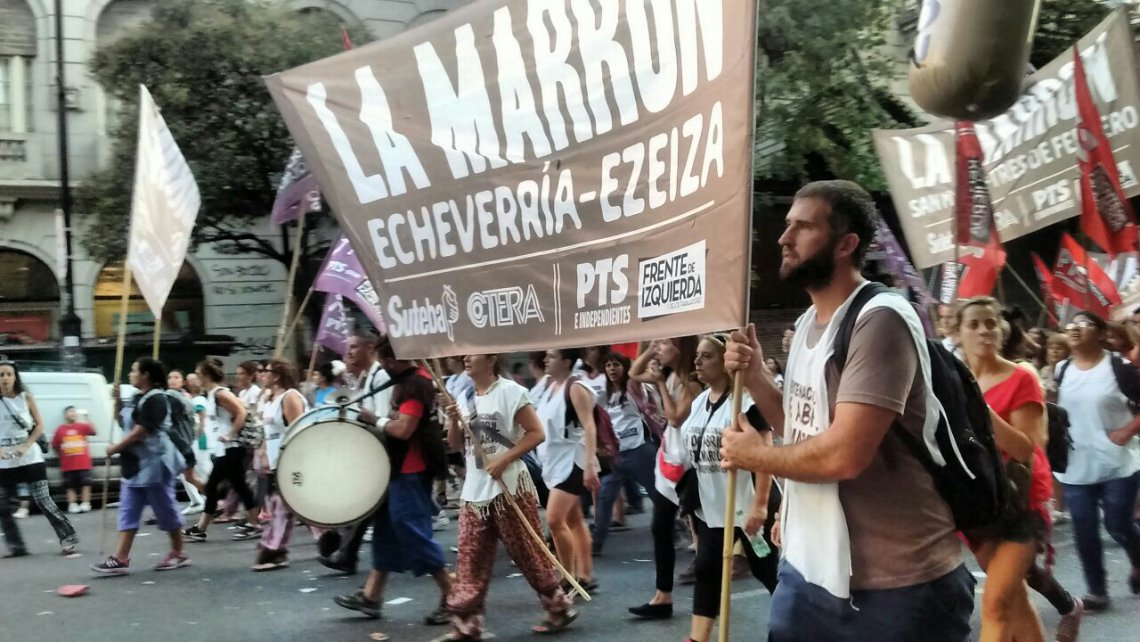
[952,122,1005,298]
[1053,233,1122,318]
[611,342,639,360]
[1031,252,1060,322]
[341,26,353,51]
[1074,46,1138,256]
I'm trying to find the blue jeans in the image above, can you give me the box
[593,441,657,550]
[1062,471,1140,596]
[768,561,974,642]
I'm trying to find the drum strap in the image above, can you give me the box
[473,423,517,450]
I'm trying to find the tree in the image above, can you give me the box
[79,0,371,272]
[754,0,919,192]
[1031,0,1112,70]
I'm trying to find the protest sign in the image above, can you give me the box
[873,9,1140,269]
[313,235,388,334]
[266,0,756,357]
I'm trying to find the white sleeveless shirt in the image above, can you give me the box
[0,393,43,469]
[261,388,309,470]
[535,378,593,487]
[205,387,238,456]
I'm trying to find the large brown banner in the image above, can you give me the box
[874,8,1140,269]
[265,0,756,358]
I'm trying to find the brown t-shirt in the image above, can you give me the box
[801,307,962,590]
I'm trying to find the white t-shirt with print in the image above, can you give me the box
[605,390,646,452]
[681,388,757,529]
[460,377,532,505]
[535,378,593,487]
[1056,354,1140,485]
[262,389,309,470]
[205,387,239,456]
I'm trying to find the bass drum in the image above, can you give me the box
[276,406,391,528]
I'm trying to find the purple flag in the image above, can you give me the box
[315,294,352,355]
[873,220,937,336]
[270,147,322,225]
[314,235,387,333]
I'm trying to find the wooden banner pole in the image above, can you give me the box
[279,286,316,354]
[718,370,746,642]
[275,210,307,358]
[101,265,133,555]
[420,359,590,602]
[307,344,321,380]
[152,313,161,360]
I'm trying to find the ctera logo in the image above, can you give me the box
[387,285,460,341]
[467,285,545,329]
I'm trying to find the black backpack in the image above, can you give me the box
[161,390,198,464]
[833,283,1008,532]
[1043,402,1072,473]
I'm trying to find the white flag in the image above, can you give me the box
[127,85,200,317]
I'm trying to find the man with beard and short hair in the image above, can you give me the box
[318,330,393,574]
[721,180,974,641]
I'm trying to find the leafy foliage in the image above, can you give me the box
[79,0,370,265]
[1032,0,1113,70]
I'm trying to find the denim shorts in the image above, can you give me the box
[118,483,182,532]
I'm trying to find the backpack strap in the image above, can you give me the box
[832,282,892,372]
[1054,360,1071,388]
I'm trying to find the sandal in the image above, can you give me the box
[531,608,578,635]
[252,558,289,572]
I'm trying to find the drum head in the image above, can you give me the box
[276,419,390,528]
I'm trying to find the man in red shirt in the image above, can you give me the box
[334,336,450,624]
[51,406,95,513]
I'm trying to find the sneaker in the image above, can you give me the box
[68,503,81,514]
[609,520,630,532]
[13,507,29,519]
[91,556,130,576]
[333,590,382,618]
[181,504,204,516]
[1056,598,1082,642]
[1081,593,1110,612]
[363,526,373,543]
[183,526,207,542]
[155,552,191,571]
[432,514,450,532]
[79,502,91,513]
[317,554,357,575]
[232,527,263,541]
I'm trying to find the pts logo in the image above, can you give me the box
[575,256,631,330]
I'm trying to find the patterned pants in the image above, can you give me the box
[447,488,572,638]
[258,488,293,554]
[0,479,78,553]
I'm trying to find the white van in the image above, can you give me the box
[20,371,123,495]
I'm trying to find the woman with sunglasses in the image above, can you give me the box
[1054,312,1140,611]
[0,359,78,557]
[254,358,308,571]
[627,336,701,620]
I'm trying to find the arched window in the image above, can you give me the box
[0,0,36,133]
[93,261,203,340]
[0,248,60,345]
[95,0,153,137]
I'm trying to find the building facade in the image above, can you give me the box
[0,0,468,366]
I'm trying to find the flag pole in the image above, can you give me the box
[718,370,746,642]
[279,286,316,354]
[101,264,133,555]
[1006,265,1057,325]
[274,210,307,358]
[307,344,321,380]
[151,313,161,360]
[1079,231,1093,311]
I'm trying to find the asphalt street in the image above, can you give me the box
[1,504,1138,642]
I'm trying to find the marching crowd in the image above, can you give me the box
[1,181,1139,642]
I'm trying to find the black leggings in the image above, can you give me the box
[204,448,256,515]
[651,490,679,592]
[692,516,778,618]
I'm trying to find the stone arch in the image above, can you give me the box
[0,246,61,345]
[92,260,204,340]
[94,0,153,47]
[0,0,36,57]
